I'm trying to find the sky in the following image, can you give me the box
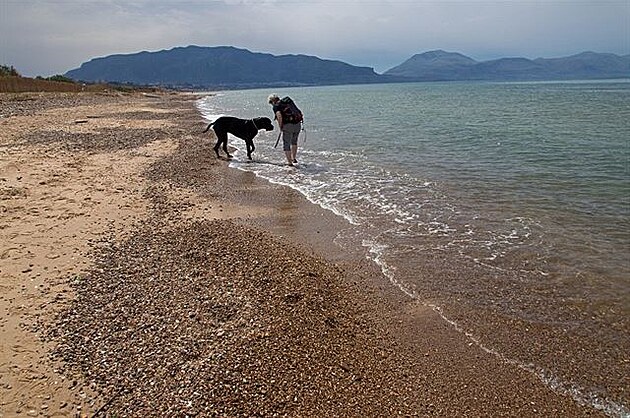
[1,0,629,77]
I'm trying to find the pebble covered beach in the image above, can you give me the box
[0,92,607,416]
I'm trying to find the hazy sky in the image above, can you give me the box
[1,0,629,77]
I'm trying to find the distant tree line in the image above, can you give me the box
[1,64,74,83]
[36,74,74,83]
[0,64,165,93]
[0,65,20,77]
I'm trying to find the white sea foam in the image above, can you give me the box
[200,113,226,122]
[427,301,630,417]
[364,239,629,418]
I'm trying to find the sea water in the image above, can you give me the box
[197,80,630,415]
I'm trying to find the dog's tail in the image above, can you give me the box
[202,121,216,133]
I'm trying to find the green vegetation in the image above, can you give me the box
[0,64,101,92]
[0,65,20,77]
[0,64,166,93]
[38,74,75,83]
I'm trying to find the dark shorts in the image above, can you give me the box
[282,123,301,151]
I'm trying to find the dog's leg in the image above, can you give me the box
[221,135,232,160]
[214,131,227,158]
[246,139,255,160]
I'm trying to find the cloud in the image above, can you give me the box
[1,0,628,77]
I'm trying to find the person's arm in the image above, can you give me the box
[275,110,283,130]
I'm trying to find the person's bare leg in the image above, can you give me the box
[291,144,298,163]
[285,150,294,166]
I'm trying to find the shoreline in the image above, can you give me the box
[0,91,608,416]
[207,87,629,416]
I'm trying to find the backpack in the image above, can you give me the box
[278,96,303,124]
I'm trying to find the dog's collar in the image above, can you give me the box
[250,119,259,130]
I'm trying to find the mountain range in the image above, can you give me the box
[385,50,630,81]
[65,46,630,89]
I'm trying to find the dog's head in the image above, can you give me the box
[254,117,274,131]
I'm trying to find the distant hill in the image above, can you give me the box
[385,50,630,81]
[65,45,382,89]
[382,50,477,79]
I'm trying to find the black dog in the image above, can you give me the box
[202,116,274,160]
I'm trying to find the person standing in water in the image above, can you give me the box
[268,94,303,166]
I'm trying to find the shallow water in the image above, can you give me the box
[197,80,630,415]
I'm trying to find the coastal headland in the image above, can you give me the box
[0,92,605,416]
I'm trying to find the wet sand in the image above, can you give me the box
[0,92,606,416]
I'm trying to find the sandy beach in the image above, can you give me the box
[0,91,606,417]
